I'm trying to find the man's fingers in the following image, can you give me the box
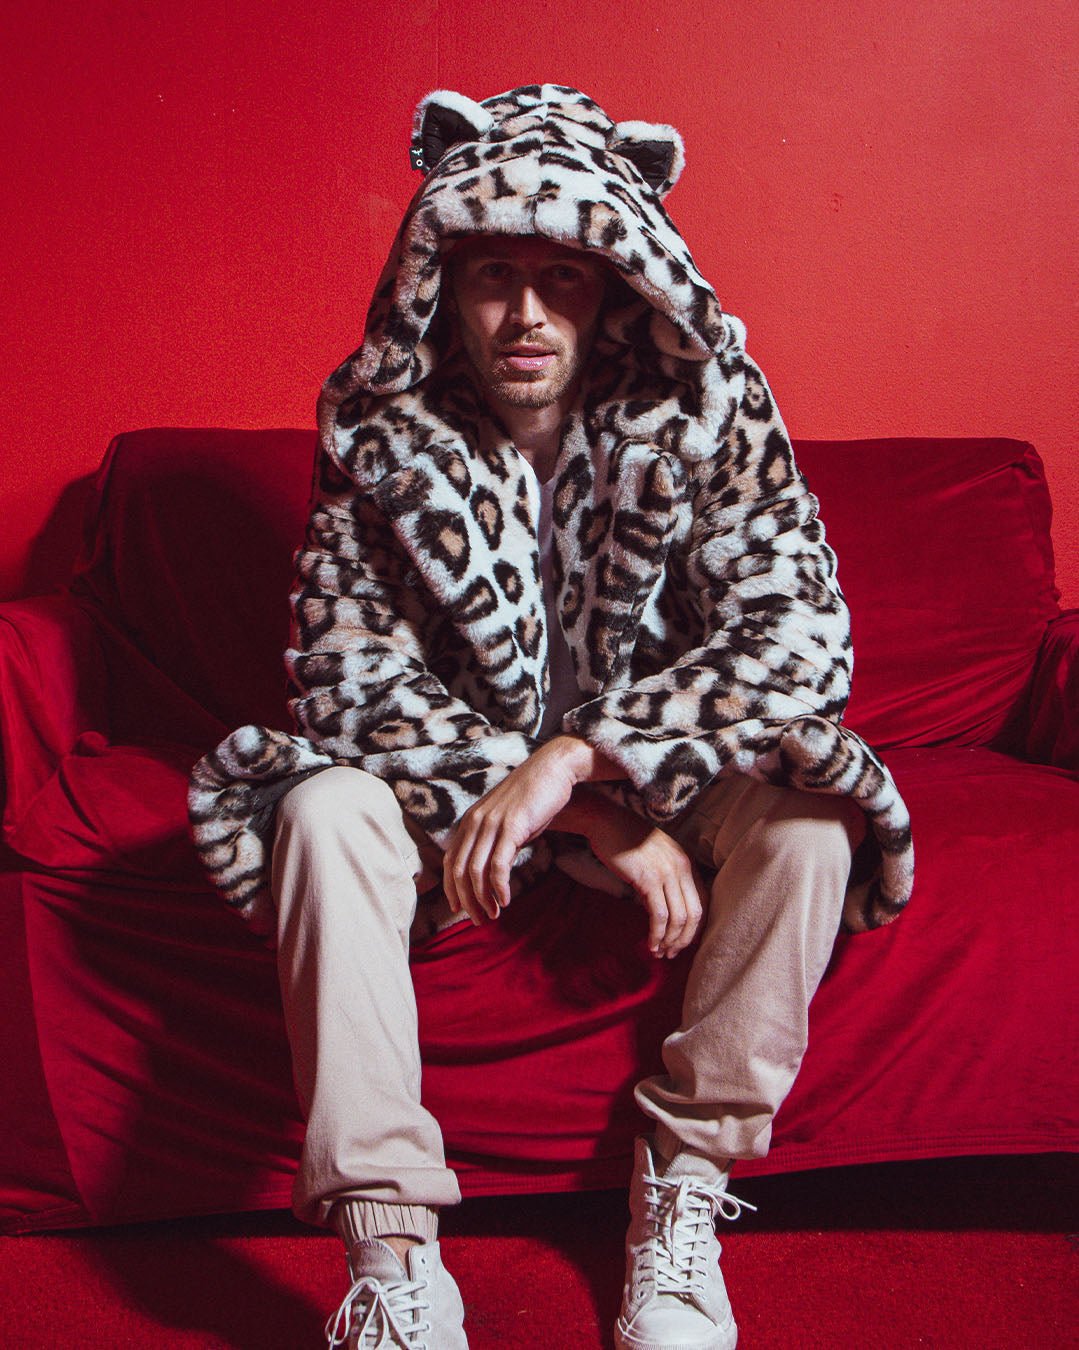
[644,887,668,954]
[489,833,518,909]
[445,812,511,924]
[444,820,485,924]
[644,859,706,958]
[686,866,708,944]
[657,881,689,957]
[666,868,705,954]
[452,851,495,923]
[466,818,501,919]
[445,862,483,925]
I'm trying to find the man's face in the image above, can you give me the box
[448,236,606,415]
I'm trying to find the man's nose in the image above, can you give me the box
[511,282,546,329]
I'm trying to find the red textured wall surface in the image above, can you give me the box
[3,1,1076,602]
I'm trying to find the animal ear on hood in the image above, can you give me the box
[410,90,494,174]
[609,120,686,197]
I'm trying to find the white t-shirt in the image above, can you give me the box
[518,456,585,741]
[518,456,632,900]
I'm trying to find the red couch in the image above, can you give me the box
[1,428,1075,1235]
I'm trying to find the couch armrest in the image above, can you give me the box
[1023,610,1079,770]
[0,593,109,835]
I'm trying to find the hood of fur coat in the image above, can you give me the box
[317,83,748,463]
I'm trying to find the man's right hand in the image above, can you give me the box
[442,734,621,923]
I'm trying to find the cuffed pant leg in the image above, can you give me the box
[635,776,862,1165]
[271,766,462,1229]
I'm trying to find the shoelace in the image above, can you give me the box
[642,1173,757,1299]
[325,1273,432,1348]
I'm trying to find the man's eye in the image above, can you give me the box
[478,262,512,280]
[548,265,587,284]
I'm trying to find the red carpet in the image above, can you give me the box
[2,1156,1075,1348]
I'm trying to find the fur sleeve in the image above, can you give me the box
[564,356,914,929]
[284,445,538,843]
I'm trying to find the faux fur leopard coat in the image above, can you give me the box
[189,84,914,939]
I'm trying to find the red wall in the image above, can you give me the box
[3,1,1076,602]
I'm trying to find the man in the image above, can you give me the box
[190,85,913,1349]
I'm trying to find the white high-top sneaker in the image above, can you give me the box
[615,1136,756,1350]
[325,1238,468,1348]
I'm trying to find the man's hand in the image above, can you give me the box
[444,735,707,957]
[574,795,708,958]
[443,736,618,923]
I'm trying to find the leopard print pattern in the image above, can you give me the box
[189,84,913,938]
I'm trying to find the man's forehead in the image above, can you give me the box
[449,234,602,268]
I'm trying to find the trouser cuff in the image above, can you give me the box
[654,1121,736,1176]
[332,1199,440,1246]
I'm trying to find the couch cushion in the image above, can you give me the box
[6,734,204,882]
[795,438,1058,749]
[741,743,1079,1175]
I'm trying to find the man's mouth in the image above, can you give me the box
[498,346,557,373]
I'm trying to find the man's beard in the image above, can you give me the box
[481,360,578,408]
[460,327,583,409]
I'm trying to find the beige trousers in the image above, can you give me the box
[271,764,860,1234]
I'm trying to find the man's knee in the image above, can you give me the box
[273,766,422,935]
[699,777,864,875]
[277,765,406,843]
[758,788,864,866]
[697,786,861,953]
[275,765,423,892]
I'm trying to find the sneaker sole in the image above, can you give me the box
[614,1314,737,1350]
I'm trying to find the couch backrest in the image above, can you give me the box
[77,428,314,733]
[796,437,1058,748]
[76,430,1059,750]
